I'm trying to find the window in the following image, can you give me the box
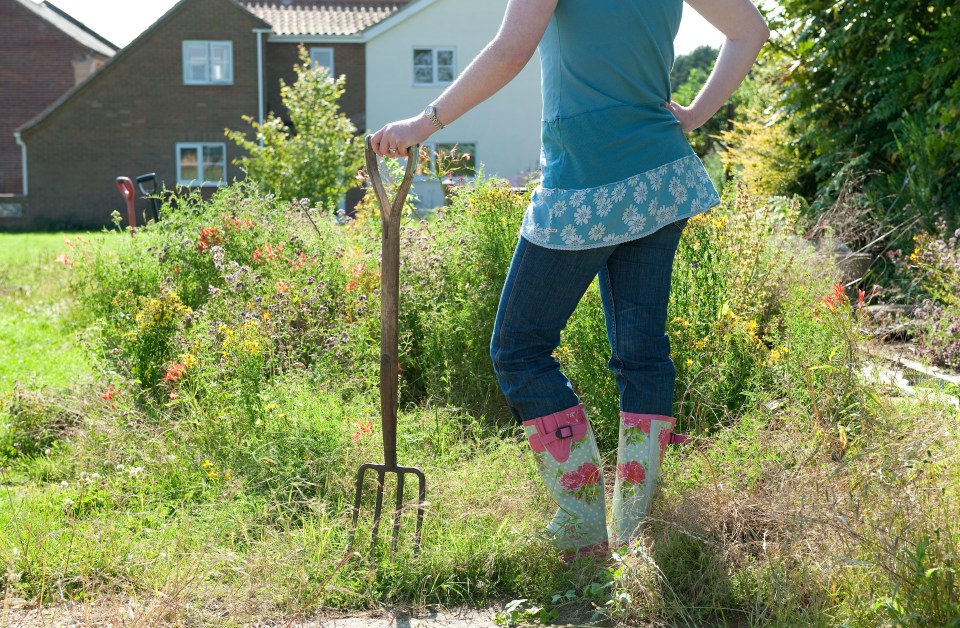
[177,143,226,186]
[418,143,476,178]
[309,47,335,78]
[413,47,455,86]
[183,41,233,85]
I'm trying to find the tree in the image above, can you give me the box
[226,46,363,211]
[769,0,959,228]
[671,45,718,92]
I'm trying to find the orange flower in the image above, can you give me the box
[55,254,74,267]
[164,362,187,382]
[275,280,289,293]
[101,385,120,400]
[832,282,846,304]
[821,296,837,312]
[197,226,222,252]
[345,280,359,292]
[352,420,374,442]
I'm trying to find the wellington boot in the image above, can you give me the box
[609,412,686,548]
[523,404,609,560]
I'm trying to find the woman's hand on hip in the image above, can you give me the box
[370,114,435,158]
[665,100,702,133]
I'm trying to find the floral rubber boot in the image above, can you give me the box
[523,404,609,560]
[609,412,687,549]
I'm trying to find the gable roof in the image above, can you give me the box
[239,1,409,36]
[14,0,119,57]
[18,0,269,135]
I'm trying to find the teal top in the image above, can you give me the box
[520,0,721,249]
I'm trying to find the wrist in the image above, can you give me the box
[416,113,436,138]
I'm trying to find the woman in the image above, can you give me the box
[370,0,769,558]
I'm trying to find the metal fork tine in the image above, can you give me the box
[368,468,387,559]
[390,472,406,557]
[413,468,426,554]
[348,464,370,551]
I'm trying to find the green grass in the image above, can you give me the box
[0,233,99,393]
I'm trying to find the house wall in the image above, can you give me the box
[13,0,264,230]
[365,0,541,183]
[0,0,110,197]
[264,42,366,129]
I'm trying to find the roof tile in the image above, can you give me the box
[240,1,410,36]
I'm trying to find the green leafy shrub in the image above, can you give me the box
[769,0,959,231]
[225,45,363,211]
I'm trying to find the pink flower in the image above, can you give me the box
[560,470,586,491]
[617,460,646,485]
[622,414,652,434]
[578,462,600,485]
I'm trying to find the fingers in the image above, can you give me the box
[369,127,412,158]
[369,129,408,158]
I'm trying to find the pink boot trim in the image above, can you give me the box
[523,405,588,463]
[619,412,688,464]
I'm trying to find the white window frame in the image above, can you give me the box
[309,47,335,78]
[176,142,227,187]
[182,40,234,85]
[412,47,456,86]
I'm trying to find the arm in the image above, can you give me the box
[370,0,557,157]
[666,0,770,132]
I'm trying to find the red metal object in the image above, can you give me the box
[115,176,136,235]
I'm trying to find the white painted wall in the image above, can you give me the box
[365,0,542,184]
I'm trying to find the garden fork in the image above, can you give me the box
[348,137,426,560]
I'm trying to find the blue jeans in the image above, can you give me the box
[490,219,687,423]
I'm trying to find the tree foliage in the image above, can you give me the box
[225,46,363,211]
[671,45,718,92]
[769,0,959,227]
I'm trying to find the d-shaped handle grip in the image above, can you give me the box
[363,136,419,224]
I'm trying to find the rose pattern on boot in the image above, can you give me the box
[523,405,608,556]
[615,459,647,498]
[610,412,677,547]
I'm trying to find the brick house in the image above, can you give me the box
[7,0,541,230]
[0,0,117,217]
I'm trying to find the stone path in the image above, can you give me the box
[1,599,499,627]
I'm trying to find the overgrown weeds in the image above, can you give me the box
[1,174,958,625]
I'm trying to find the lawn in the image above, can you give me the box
[0,233,98,393]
